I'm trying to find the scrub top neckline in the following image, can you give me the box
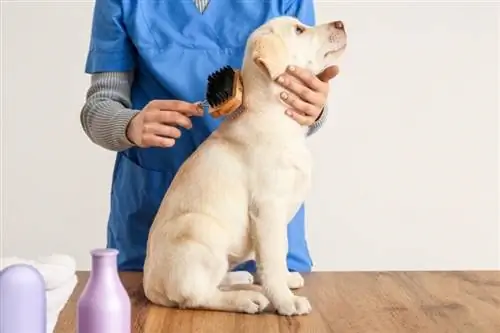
[186,0,217,19]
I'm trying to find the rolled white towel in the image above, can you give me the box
[46,274,78,333]
[0,254,78,333]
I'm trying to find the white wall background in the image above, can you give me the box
[1,1,499,271]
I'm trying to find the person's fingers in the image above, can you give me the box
[316,66,340,83]
[149,100,202,116]
[278,75,323,107]
[280,65,326,93]
[150,110,193,129]
[284,109,314,126]
[280,91,318,117]
[143,123,182,139]
[141,134,176,148]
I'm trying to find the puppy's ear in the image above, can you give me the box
[251,33,288,80]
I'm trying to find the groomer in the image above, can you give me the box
[81,0,339,272]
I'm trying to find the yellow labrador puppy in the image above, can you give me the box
[143,16,347,316]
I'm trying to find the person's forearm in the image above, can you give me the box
[80,72,139,151]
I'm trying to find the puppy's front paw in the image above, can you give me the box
[234,290,270,314]
[287,272,304,289]
[274,296,312,316]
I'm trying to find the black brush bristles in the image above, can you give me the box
[206,66,235,108]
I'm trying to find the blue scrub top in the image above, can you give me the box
[85,0,316,272]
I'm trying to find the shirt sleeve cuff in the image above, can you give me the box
[85,49,135,74]
[306,104,329,137]
[111,108,139,151]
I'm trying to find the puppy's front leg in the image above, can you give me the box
[250,204,311,316]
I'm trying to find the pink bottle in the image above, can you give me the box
[77,249,131,333]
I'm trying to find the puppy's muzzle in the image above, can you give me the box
[327,20,347,45]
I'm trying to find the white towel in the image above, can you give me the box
[0,254,78,333]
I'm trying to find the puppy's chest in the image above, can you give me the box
[249,143,312,193]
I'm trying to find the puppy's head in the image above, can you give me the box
[246,16,347,80]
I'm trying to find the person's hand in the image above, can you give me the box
[276,65,339,126]
[126,100,203,148]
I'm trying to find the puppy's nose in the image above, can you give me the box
[331,20,344,30]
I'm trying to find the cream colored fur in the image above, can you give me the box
[143,16,347,316]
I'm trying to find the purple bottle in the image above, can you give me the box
[77,248,131,333]
[0,263,47,333]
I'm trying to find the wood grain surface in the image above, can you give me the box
[55,271,500,333]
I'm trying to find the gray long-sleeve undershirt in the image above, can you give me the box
[80,72,329,152]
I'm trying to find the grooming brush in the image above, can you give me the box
[198,66,244,118]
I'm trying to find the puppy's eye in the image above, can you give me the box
[295,25,306,35]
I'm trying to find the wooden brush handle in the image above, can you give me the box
[209,71,244,118]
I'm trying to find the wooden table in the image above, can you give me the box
[55,271,500,333]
